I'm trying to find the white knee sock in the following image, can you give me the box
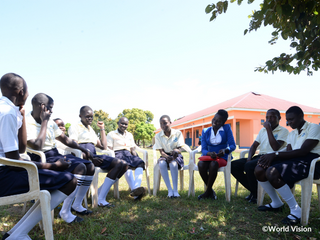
[7,190,67,239]
[134,167,143,189]
[159,160,173,196]
[59,175,85,223]
[98,177,115,206]
[72,175,93,212]
[258,181,283,208]
[276,184,301,219]
[169,161,179,197]
[125,169,135,190]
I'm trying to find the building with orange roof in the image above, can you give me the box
[155,92,320,148]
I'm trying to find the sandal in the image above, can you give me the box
[281,214,300,225]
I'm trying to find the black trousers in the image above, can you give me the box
[231,155,262,198]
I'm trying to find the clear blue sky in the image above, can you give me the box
[1,0,319,128]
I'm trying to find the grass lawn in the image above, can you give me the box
[1,149,320,239]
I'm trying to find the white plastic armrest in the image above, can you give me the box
[63,147,82,158]
[134,145,148,168]
[191,146,202,164]
[309,157,320,179]
[153,146,158,165]
[96,148,115,157]
[26,147,46,163]
[239,150,249,159]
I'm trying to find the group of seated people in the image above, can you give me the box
[0,72,320,239]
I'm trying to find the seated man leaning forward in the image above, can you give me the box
[154,115,185,198]
[0,73,77,239]
[231,109,289,204]
[255,106,320,225]
[107,117,147,200]
[26,93,95,222]
[68,106,128,207]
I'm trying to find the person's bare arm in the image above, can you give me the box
[56,132,93,160]
[264,122,284,151]
[27,106,51,150]
[247,141,260,162]
[96,121,107,150]
[18,106,27,153]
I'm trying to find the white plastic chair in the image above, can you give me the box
[234,148,260,198]
[257,157,320,226]
[88,145,151,208]
[153,144,193,196]
[190,146,232,202]
[0,157,53,240]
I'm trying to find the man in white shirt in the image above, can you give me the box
[0,73,77,239]
[107,117,146,200]
[255,106,320,225]
[231,109,289,203]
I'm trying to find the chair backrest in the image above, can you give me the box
[0,157,40,206]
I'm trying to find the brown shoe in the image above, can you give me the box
[130,187,146,197]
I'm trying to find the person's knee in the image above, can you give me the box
[198,161,205,169]
[265,167,279,183]
[137,162,145,169]
[85,162,95,175]
[61,177,77,195]
[244,160,257,173]
[254,165,266,180]
[73,163,87,175]
[210,161,219,170]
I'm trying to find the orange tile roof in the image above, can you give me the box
[171,92,320,127]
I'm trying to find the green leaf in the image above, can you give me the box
[205,5,213,14]
[223,1,228,13]
[244,29,248,35]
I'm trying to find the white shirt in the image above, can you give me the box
[154,128,184,153]
[287,121,320,155]
[26,112,63,152]
[68,121,98,145]
[255,125,289,154]
[106,129,135,151]
[0,97,23,157]
[210,127,223,145]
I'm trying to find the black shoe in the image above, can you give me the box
[71,207,93,215]
[245,193,253,201]
[130,187,146,197]
[258,203,284,212]
[98,203,115,208]
[248,197,257,204]
[281,214,300,225]
[2,233,9,240]
[58,214,84,223]
[211,189,217,200]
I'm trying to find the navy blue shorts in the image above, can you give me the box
[79,143,114,170]
[115,150,145,169]
[270,152,320,188]
[0,166,74,197]
[28,148,91,173]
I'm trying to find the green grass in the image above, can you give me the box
[1,149,320,239]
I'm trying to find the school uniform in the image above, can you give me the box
[106,129,144,168]
[154,128,185,168]
[0,97,73,197]
[26,112,91,172]
[68,122,114,170]
[231,125,289,198]
[201,124,236,160]
[271,121,320,188]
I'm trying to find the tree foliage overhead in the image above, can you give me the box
[116,108,155,142]
[91,109,117,135]
[206,0,320,75]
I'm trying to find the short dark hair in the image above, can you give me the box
[286,106,304,117]
[160,115,171,122]
[215,109,228,124]
[53,118,61,122]
[267,109,281,118]
[80,106,92,115]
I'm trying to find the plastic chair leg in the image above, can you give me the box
[235,180,239,197]
[224,171,231,202]
[179,171,184,191]
[300,178,313,226]
[90,170,99,208]
[145,168,151,195]
[113,180,119,199]
[153,164,160,196]
[39,191,54,240]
